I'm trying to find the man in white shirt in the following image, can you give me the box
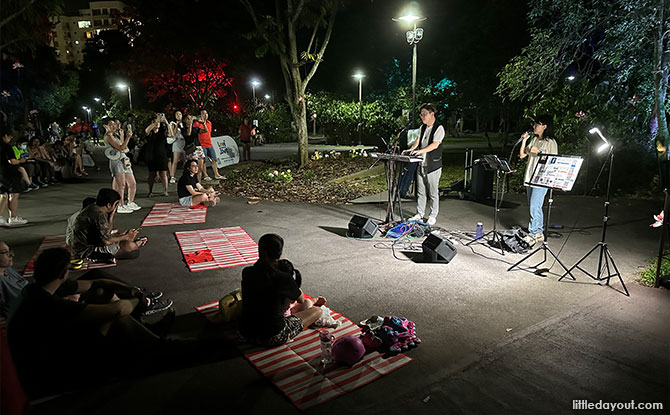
[403,103,445,226]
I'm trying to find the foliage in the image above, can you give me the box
[263,168,293,183]
[252,102,294,143]
[0,0,63,54]
[638,254,670,286]
[32,70,79,119]
[497,0,670,153]
[143,55,233,112]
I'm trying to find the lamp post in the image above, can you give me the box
[352,73,365,146]
[250,79,261,102]
[393,11,426,128]
[82,106,91,123]
[116,83,132,111]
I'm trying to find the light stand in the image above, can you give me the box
[508,188,572,274]
[559,133,629,296]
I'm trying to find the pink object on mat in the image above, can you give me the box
[245,311,413,410]
[22,235,116,277]
[141,203,207,227]
[175,227,258,272]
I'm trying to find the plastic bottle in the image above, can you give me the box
[475,222,484,239]
[319,330,334,365]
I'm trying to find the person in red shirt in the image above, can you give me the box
[238,117,255,162]
[192,110,223,181]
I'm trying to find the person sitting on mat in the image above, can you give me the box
[239,234,326,347]
[177,159,220,207]
[7,247,171,398]
[66,188,148,261]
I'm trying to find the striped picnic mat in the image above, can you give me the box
[140,203,207,227]
[245,311,413,410]
[22,235,117,277]
[175,227,258,272]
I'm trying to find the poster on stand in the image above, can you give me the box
[207,135,239,168]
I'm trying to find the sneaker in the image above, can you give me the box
[37,179,48,187]
[203,176,212,181]
[28,183,39,190]
[142,298,173,316]
[522,235,536,247]
[0,217,7,227]
[409,214,422,222]
[137,288,163,300]
[126,201,142,211]
[117,205,133,214]
[169,177,176,184]
[427,217,437,226]
[8,216,28,226]
[535,233,545,243]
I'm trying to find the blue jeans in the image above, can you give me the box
[526,186,548,236]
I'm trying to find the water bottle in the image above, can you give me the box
[475,222,484,239]
[319,330,334,365]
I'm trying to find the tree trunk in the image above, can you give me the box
[291,99,309,166]
[654,0,670,159]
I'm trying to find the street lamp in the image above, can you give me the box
[250,79,261,102]
[352,73,365,146]
[393,9,426,128]
[264,94,271,100]
[116,82,133,111]
[82,106,91,123]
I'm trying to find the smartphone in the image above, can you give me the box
[127,124,132,132]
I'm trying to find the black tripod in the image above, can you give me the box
[467,168,507,255]
[508,188,572,275]
[558,148,629,296]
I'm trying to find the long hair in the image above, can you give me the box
[535,114,555,140]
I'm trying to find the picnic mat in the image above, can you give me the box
[22,235,117,277]
[140,203,207,227]
[245,311,413,410]
[175,227,258,272]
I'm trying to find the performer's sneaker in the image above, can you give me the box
[427,217,437,226]
[409,214,422,222]
[522,235,537,247]
[534,233,545,243]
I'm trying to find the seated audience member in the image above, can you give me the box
[239,234,324,347]
[7,247,172,397]
[13,138,46,187]
[177,159,220,207]
[66,188,148,261]
[64,133,86,176]
[27,137,57,184]
[0,241,27,317]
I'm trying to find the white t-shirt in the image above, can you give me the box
[419,124,445,166]
[523,136,558,185]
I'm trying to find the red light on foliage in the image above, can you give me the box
[233,104,239,111]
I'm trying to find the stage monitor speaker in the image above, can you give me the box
[422,234,457,263]
[348,215,378,238]
[471,161,493,202]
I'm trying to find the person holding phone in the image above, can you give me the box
[192,110,223,181]
[144,113,170,197]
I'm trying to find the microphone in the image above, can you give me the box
[516,131,533,145]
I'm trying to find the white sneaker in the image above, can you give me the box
[8,216,28,225]
[409,214,422,222]
[117,205,133,214]
[169,177,176,184]
[126,201,142,211]
[427,217,437,226]
[0,217,7,226]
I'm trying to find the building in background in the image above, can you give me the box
[50,1,128,66]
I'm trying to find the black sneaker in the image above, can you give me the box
[142,298,173,316]
[28,183,39,190]
[135,287,162,300]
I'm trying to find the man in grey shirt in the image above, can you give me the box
[0,241,28,317]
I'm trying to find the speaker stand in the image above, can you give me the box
[466,169,505,255]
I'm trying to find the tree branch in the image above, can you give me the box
[291,0,305,26]
[0,0,39,29]
[303,4,338,89]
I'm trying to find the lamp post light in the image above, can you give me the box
[82,106,91,123]
[116,83,133,111]
[250,79,261,102]
[352,73,365,146]
[264,94,271,100]
[393,10,426,128]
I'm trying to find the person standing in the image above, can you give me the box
[0,131,29,226]
[239,117,255,162]
[403,103,445,226]
[193,110,223,181]
[144,113,170,197]
[102,118,139,214]
[519,114,558,246]
[169,111,186,184]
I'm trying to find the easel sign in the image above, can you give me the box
[527,154,583,191]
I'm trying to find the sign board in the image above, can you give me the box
[527,154,583,191]
[209,135,239,168]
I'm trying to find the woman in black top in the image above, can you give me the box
[177,159,220,207]
[144,113,170,197]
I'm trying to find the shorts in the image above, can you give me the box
[249,315,304,348]
[109,158,133,176]
[202,146,217,160]
[178,196,193,207]
[189,146,205,161]
[92,242,120,256]
[172,138,185,153]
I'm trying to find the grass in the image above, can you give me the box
[638,254,669,286]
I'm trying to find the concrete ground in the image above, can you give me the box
[3,143,668,414]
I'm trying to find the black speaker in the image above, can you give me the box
[471,161,493,202]
[348,215,378,238]
[422,234,457,263]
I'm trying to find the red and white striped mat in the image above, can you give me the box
[175,227,258,272]
[22,235,117,277]
[245,311,413,410]
[140,203,207,227]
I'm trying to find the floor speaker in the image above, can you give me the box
[348,215,378,238]
[422,233,457,263]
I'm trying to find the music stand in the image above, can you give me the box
[508,154,583,275]
[466,154,513,255]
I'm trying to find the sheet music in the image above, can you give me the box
[528,154,583,191]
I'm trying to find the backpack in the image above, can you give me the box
[499,226,532,254]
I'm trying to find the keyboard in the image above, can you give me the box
[370,152,423,163]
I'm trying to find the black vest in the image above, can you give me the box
[419,123,443,174]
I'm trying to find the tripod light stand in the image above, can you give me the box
[558,128,629,296]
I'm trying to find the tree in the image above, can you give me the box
[497,0,670,153]
[240,0,339,167]
[0,0,63,54]
[143,55,233,112]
